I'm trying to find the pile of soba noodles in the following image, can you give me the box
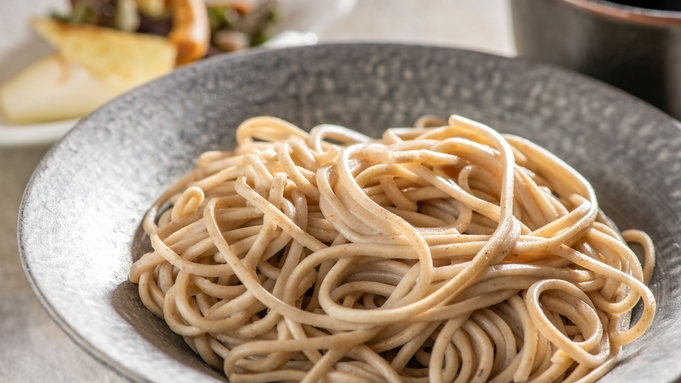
[129,115,656,383]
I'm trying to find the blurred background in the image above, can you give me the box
[322,1,514,55]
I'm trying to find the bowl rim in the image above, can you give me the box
[18,41,681,383]
[560,0,681,25]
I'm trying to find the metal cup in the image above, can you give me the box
[510,0,681,120]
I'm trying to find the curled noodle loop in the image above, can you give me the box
[130,115,656,383]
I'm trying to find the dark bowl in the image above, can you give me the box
[18,43,681,382]
[511,0,681,120]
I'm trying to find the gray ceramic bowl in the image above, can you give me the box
[18,43,681,383]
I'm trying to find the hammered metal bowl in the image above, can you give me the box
[19,43,681,383]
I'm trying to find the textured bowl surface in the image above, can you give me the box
[18,43,681,383]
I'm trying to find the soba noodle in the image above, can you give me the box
[129,115,656,383]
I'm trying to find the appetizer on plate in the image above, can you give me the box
[0,0,277,125]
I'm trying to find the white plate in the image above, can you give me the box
[0,118,78,146]
[0,0,70,147]
[0,0,356,147]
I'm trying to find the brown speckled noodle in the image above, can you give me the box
[17,43,681,382]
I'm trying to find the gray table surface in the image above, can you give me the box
[0,1,512,381]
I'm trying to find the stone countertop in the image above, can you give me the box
[0,1,513,381]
